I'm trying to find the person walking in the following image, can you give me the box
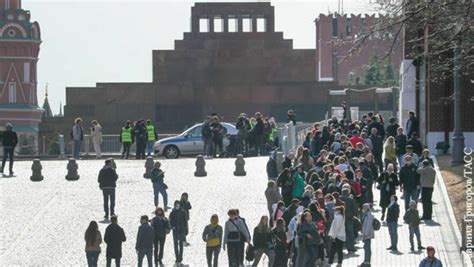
[252,215,275,267]
[134,120,148,159]
[299,212,320,266]
[145,119,158,157]
[328,206,346,266]
[71,117,84,160]
[419,246,443,267]
[404,200,425,252]
[90,120,103,159]
[84,221,102,267]
[340,186,358,254]
[104,216,126,267]
[395,127,407,166]
[384,136,397,171]
[202,214,223,267]
[223,209,251,267]
[378,164,399,221]
[169,200,187,264]
[361,203,374,267]
[400,155,420,211]
[136,215,154,267]
[385,117,400,138]
[272,218,288,267]
[265,180,282,222]
[179,193,192,246]
[98,159,118,220]
[150,161,168,210]
[1,123,18,176]
[151,207,170,266]
[386,195,400,251]
[417,160,436,221]
[120,120,133,159]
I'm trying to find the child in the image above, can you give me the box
[403,200,425,252]
[180,192,192,246]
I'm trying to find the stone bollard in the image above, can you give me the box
[65,158,80,181]
[276,151,284,173]
[30,159,44,181]
[143,156,154,178]
[234,154,246,176]
[194,155,207,177]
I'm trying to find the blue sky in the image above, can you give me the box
[25,0,374,113]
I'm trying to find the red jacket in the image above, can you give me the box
[349,135,363,148]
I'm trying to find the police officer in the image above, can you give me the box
[146,119,158,157]
[120,121,134,159]
[134,120,148,159]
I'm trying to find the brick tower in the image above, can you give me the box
[0,0,43,154]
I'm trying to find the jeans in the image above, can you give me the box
[206,246,220,267]
[409,226,422,248]
[122,143,131,159]
[137,248,153,267]
[153,183,168,208]
[203,137,213,156]
[106,257,120,267]
[388,221,398,248]
[328,238,344,264]
[73,140,82,159]
[252,248,275,267]
[226,242,241,267]
[421,187,434,220]
[403,189,418,211]
[345,219,356,252]
[363,239,371,263]
[173,231,184,261]
[304,245,318,267]
[146,140,155,156]
[1,147,14,173]
[102,188,115,217]
[86,251,100,267]
[154,236,166,262]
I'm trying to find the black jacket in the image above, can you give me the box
[399,164,420,191]
[407,138,423,156]
[104,223,126,258]
[136,223,154,250]
[370,134,383,155]
[340,194,358,220]
[406,117,419,138]
[169,208,188,235]
[253,228,274,249]
[202,121,212,139]
[267,158,279,178]
[386,203,400,223]
[386,123,400,138]
[395,134,407,155]
[98,166,118,189]
[1,130,18,147]
[151,216,171,239]
[133,124,148,142]
[150,168,164,184]
[251,118,264,136]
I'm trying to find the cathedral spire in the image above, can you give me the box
[42,83,53,118]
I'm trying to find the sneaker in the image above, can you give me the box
[418,245,426,250]
[386,246,393,250]
[184,241,190,246]
[410,246,415,252]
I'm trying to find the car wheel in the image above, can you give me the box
[163,145,180,159]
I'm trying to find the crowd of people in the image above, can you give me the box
[81,110,445,267]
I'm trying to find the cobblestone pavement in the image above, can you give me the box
[0,157,463,266]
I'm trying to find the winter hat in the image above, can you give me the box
[427,246,435,252]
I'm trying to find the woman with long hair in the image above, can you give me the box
[84,221,102,267]
[328,206,346,266]
[298,212,320,266]
[252,215,275,266]
[384,136,397,172]
[272,218,288,267]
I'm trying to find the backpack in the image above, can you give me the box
[372,218,381,231]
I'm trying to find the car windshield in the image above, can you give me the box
[184,125,202,137]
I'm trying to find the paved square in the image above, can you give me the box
[0,157,462,266]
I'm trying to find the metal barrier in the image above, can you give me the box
[278,122,314,156]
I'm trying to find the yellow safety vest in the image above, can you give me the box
[146,125,155,141]
[121,127,132,143]
[269,127,278,141]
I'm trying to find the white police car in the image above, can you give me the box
[154,122,238,159]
